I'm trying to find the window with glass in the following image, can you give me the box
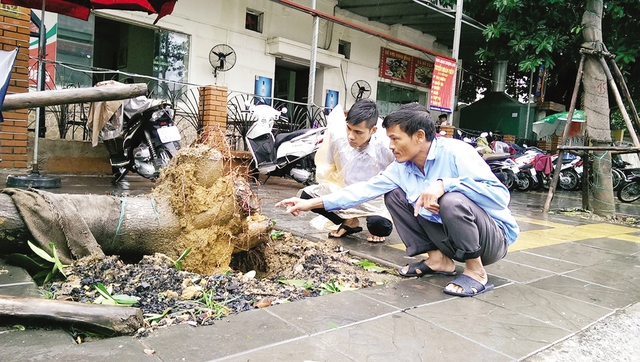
[54,15,190,99]
[245,9,263,33]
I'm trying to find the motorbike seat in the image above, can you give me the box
[274,129,309,150]
[482,152,511,161]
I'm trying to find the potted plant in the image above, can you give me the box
[610,109,630,142]
[611,107,637,142]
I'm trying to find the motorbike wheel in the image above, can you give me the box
[515,172,532,191]
[504,170,516,191]
[617,180,640,203]
[559,169,580,191]
[612,168,625,191]
[150,147,173,181]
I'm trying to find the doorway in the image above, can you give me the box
[376,82,427,117]
[274,61,310,129]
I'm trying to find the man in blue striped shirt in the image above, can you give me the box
[276,103,519,297]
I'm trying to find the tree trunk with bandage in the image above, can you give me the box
[0,145,272,275]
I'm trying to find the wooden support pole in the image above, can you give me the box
[1,83,148,111]
[597,57,640,147]
[543,55,586,214]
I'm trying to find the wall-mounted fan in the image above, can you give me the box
[209,44,237,76]
[351,80,371,100]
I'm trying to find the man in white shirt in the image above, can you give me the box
[299,99,395,243]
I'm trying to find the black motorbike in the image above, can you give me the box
[103,102,181,183]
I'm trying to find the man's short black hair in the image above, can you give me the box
[438,114,447,120]
[346,99,379,129]
[382,102,435,140]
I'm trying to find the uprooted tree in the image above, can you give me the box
[0,143,272,275]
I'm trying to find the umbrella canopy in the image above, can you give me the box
[0,0,176,24]
[532,110,585,139]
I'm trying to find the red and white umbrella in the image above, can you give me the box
[0,0,177,24]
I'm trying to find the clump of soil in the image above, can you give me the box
[44,232,399,339]
[151,144,271,275]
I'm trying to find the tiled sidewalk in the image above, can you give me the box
[1,174,639,361]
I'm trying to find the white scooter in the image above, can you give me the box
[244,103,326,184]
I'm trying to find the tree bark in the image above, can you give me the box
[1,83,148,111]
[582,0,615,216]
[0,192,270,262]
[0,295,143,335]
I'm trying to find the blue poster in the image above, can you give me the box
[325,89,338,115]
[254,76,272,105]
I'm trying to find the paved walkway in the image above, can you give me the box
[1,174,640,361]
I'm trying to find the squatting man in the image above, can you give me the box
[276,103,519,297]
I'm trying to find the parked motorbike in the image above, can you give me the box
[244,103,326,185]
[102,96,181,183]
[617,174,640,203]
[556,154,582,191]
[482,153,519,191]
[513,147,546,191]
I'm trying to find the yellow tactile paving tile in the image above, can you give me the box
[574,223,639,234]
[513,216,572,229]
[510,217,639,251]
[388,243,406,251]
[387,216,639,253]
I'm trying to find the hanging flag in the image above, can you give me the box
[0,47,18,122]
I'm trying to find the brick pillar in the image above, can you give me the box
[198,85,228,145]
[0,5,29,169]
[440,125,455,138]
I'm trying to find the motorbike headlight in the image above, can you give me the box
[150,108,174,122]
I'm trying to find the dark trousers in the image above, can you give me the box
[384,188,508,265]
[300,191,393,237]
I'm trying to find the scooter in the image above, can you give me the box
[244,103,326,185]
[102,96,181,183]
[482,152,519,191]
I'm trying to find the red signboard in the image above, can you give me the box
[428,56,457,113]
[379,47,433,88]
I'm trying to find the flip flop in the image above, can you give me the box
[328,225,363,238]
[443,274,494,297]
[397,260,457,277]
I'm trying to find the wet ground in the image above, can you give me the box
[1,171,640,361]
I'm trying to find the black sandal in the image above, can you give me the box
[397,260,457,277]
[328,225,363,238]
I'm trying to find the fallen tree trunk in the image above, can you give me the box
[0,295,143,335]
[1,83,147,111]
[0,192,183,258]
[0,145,273,275]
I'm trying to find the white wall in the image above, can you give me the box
[96,0,451,110]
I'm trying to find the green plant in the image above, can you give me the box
[195,289,232,319]
[270,230,285,240]
[318,280,358,295]
[611,105,639,133]
[278,278,314,290]
[39,287,57,300]
[166,248,192,271]
[93,283,140,306]
[352,259,391,273]
[144,307,173,323]
[6,241,70,285]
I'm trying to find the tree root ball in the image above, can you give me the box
[152,144,272,275]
